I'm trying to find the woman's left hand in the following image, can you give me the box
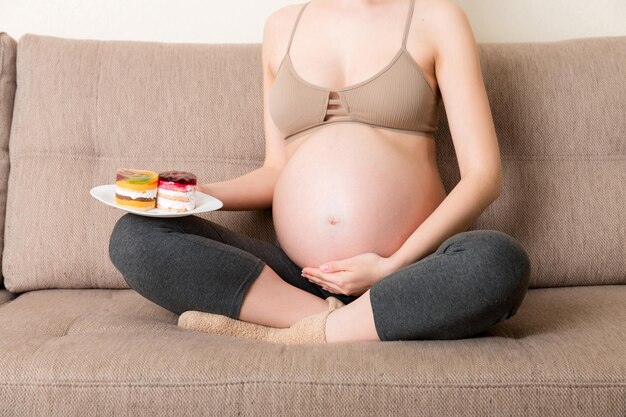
[301,252,396,297]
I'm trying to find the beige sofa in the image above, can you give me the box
[0,31,624,416]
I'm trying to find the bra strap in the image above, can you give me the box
[287,1,311,56]
[402,0,416,48]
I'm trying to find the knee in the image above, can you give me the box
[480,230,531,318]
[447,229,531,317]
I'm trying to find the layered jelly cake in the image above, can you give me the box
[115,168,159,211]
[156,170,197,212]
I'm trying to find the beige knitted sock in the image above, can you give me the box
[177,296,345,344]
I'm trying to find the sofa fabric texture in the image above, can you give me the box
[0,288,14,305]
[2,34,626,292]
[0,32,17,288]
[2,34,276,292]
[0,31,624,416]
[0,286,624,416]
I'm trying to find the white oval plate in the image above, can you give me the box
[90,184,223,218]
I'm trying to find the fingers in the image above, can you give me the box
[302,272,343,294]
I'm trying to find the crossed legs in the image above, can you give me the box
[109,213,530,343]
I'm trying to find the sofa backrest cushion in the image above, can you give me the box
[0,32,17,289]
[2,34,274,292]
[2,33,625,291]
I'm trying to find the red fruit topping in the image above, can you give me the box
[157,170,197,185]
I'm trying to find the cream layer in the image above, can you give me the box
[116,187,157,199]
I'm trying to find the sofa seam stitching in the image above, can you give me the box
[11,151,264,164]
[0,381,623,388]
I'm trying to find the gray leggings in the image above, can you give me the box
[108,212,531,341]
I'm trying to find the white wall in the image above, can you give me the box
[1,0,625,44]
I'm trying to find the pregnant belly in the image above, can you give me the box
[272,125,446,269]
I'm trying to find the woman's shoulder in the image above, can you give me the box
[415,0,470,31]
[263,3,307,75]
[264,2,307,34]
[412,0,475,61]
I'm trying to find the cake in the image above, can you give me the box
[115,168,159,211]
[156,170,197,212]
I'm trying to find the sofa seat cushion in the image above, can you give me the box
[0,286,624,416]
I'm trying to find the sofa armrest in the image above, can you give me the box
[0,32,17,301]
[0,284,17,306]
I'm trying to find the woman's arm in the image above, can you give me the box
[388,176,499,270]
[387,1,502,270]
[260,8,291,172]
[196,9,293,212]
[198,165,281,211]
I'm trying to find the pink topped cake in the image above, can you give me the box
[156,170,197,212]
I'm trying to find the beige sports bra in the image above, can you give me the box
[269,0,441,144]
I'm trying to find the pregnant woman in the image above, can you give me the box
[109,0,530,344]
